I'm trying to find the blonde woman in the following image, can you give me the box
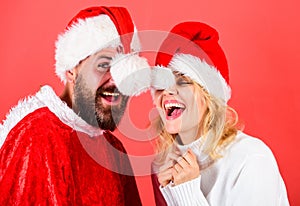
[151,22,289,206]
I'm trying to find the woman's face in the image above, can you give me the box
[154,73,207,144]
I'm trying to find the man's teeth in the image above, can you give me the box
[102,91,119,96]
[164,102,185,109]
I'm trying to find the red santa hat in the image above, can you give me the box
[55,6,150,96]
[152,22,231,102]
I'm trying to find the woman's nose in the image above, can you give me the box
[163,85,178,95]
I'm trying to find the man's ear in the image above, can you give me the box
[65,69,77,84]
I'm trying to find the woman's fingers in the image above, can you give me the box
[166,152,181,162]
[182,149,197,165]
[177,156,190,168]
[174,162,183,173]
[172,149,200,186]
[159,149,200,186]
[159,151,182,172]
[159,160,174,172]
[158,168,173,187]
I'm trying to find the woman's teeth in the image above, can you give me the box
[164,102,185,110]
[164,102,185,117]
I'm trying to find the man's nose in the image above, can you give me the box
[102,70,115,84]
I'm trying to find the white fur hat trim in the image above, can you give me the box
[170,53,231,102]
[152,53,231,102]
[110,53,151,96]
[55,15,140,84]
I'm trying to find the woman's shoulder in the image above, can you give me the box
[216,131,280,176]
[225,131,276,160]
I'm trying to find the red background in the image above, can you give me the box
[0,0,299,205]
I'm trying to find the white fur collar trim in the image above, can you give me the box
[0,85,103,148]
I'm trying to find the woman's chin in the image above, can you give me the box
[165,125,180,135]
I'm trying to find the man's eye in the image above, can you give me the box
[97,62,110,72]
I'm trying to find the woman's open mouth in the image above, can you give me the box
[163,100,186,120]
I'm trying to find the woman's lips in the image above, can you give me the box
[163,100,186,120]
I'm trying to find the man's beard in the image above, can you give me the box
[73,74,129,131]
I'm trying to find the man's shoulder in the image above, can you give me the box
[0,106,74,155]
[30,106,69,123]
[22,107,59,121]
[9,107,72,137]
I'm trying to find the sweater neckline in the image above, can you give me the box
[176,135,205,150]
[175,136,213,169]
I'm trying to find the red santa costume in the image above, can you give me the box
[0,6,150,206]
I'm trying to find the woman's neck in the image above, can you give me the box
[178,126,201,145]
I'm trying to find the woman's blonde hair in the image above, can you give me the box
[153,80,242,165]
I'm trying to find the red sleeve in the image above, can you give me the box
[0,108,76,205]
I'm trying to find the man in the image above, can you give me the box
[0,6,150,205]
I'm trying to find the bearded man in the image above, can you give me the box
[0,6,150,205]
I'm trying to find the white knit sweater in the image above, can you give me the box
[159,132,290,206]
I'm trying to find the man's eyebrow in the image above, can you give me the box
[96,55,113,60]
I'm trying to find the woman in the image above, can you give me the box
[151,22,289,205]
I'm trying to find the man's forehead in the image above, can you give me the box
[95,47,118,55]
[80,48,117,64]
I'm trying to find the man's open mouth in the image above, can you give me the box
[98,87,122,105]
[164,100,186,120]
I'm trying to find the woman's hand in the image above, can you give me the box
[172,149,200,186]
[157,151,181,187]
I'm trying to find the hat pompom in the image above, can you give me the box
[110,53,151,96]
[151,66,175,90]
